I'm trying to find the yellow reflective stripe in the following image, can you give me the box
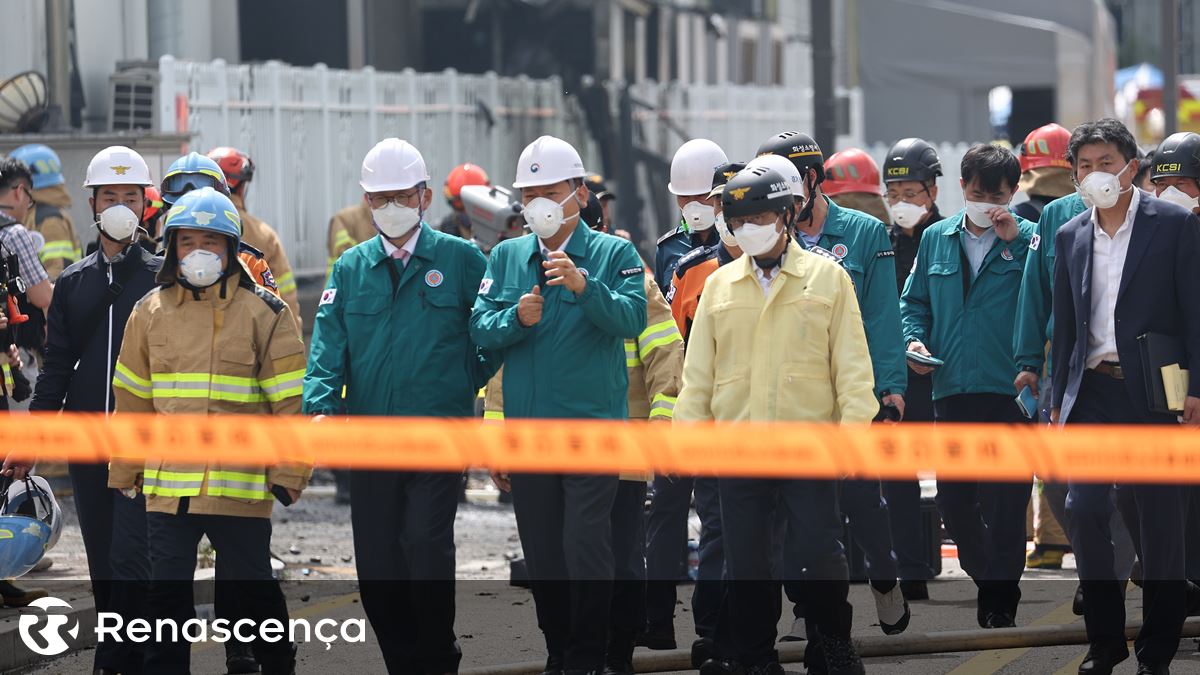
[638,320,683,360]
[144,469,206,482]
[1,363,12,390]
[142,468,205,497]
[483,410,505,421]
[113,363,152,398]
[149,372,267,403]
[208,470,270,499]
[625,339,641,368]
[38,240,78,262]
[650,393,677,420]
[275,271,296,294]
[207,487,270,500]
[144,486,200,497]
[259,369,304,402]
[334,231,355,249]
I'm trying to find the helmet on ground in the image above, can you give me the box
[206,147,255,191]
[0,476,60,579]
[756,131,825,183]
[9,144,63,190]
[883,138,942,184]
[161,152,229,206]
[361,139,429,193]
[512,136,586,189]
[721,166,795,220]
[1019,123,1072,173]
[824,148,882,196]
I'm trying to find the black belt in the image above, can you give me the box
[1089,361,1124,380]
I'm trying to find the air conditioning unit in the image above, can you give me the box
[108,61,159,132]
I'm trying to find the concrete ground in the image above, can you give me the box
[12,483,1200,674]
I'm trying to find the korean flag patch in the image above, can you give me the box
[319,288,337,306]
[478,278,494,295]
[1029,233,1041,251]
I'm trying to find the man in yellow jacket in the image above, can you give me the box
[676,165,875,675]
[207,147,301,329]
[326,200,375,277]
[110,186,309,674]
[10,143,81,280]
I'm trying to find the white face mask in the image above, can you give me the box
[681,200,716,231]
[733,221,781,257]
[1078,161,1132,210]
[97,204,139,241]
[178,249,224,288]
[890,200,927,230]
[1157,185,1199,211]
[523,192,579,239]
[372,203,421,238]
[714,212,738,248]
[963,200,1000,229]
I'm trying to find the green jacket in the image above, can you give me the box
[303,223,496,417]
[470,224,647,419]
[901,210,1036,400]
[817,197,907,398]
[1013,193,1087,376]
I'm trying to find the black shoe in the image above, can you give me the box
[816,631,865,675]
[899,579,929,601]
[1135,663,1168,675]
[635,622,676,650]
[226,641,260,674]
[699,658,742,675]
[541,654,565,675]
[1073,584,1085,616]
[691,637,718,670]
[982,611,1015,629]
[1078,643,1128,674]
[744,662,784,675]
[604,632,636,675]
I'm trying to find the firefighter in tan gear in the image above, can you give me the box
[10,144,82,279]
[109,186,308,675]
[483,194,684,674]
[208,147,301,329]
[326,200,375,276]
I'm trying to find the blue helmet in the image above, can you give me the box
[161,152,229,206]
[9,144,64,190]
[0,476,60,579]
[161,186,242,245]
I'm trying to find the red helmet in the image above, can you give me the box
[143,186,164,223]
[1019,123,1071,173]
[822,148,881,196]
[206,147,255,190]
[444,163,490,203]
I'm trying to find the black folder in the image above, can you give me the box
[1137,332,1187,414]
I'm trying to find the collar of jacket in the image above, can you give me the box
[521,220,594,263]
[820,195,848,237]
[166,261,246,308]
[364,222,435,268]
[732,239,807,282]
[32,185,71,209]
[97,240,154,270]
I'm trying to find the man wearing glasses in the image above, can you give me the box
[305,138,497,674]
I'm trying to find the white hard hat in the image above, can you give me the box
[669,139,728,196]
[360,138,430,193]
[83,146,154,188]
[747,153,805,197]
[512,135,586,189]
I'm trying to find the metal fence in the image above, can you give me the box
[158,56,873,275]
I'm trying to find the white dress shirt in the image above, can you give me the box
[753,249,787,297]
[380,226,421,264]
[538,230,574,257]
[1086,189,1140,369]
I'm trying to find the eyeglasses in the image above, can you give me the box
[366,190,422,209]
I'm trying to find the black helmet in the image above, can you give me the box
[756,131,825,183]
[721,166,794,219]
[707,161,746,198]
[1151,133,1200,181]
[883,138,943,184]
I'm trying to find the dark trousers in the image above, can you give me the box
[350,470,462,674]
[719,478,850,665]
[1066,370,1187,666]
[510,473,619,671]
[933,393,1031,622]
[643,475,723,639]
[884,369,935,581]
[69,463,149,674]
[610,480,648,648]
[144,509,293,674]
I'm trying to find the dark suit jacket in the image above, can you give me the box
[1051,191,1200,423]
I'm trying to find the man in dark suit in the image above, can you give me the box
[1051,118,1200,675]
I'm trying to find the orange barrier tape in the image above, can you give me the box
[6,413,1200,483]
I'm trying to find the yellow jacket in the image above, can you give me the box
[326,202,375,277]
[109,265,310,518]
[24,185,81,280]
[231,194,300,331]
[676,240,877,424]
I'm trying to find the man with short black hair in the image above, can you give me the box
[1053,117,1200,675]
[902,144,1036,629]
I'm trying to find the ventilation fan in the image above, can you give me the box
[0,72,50,134]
